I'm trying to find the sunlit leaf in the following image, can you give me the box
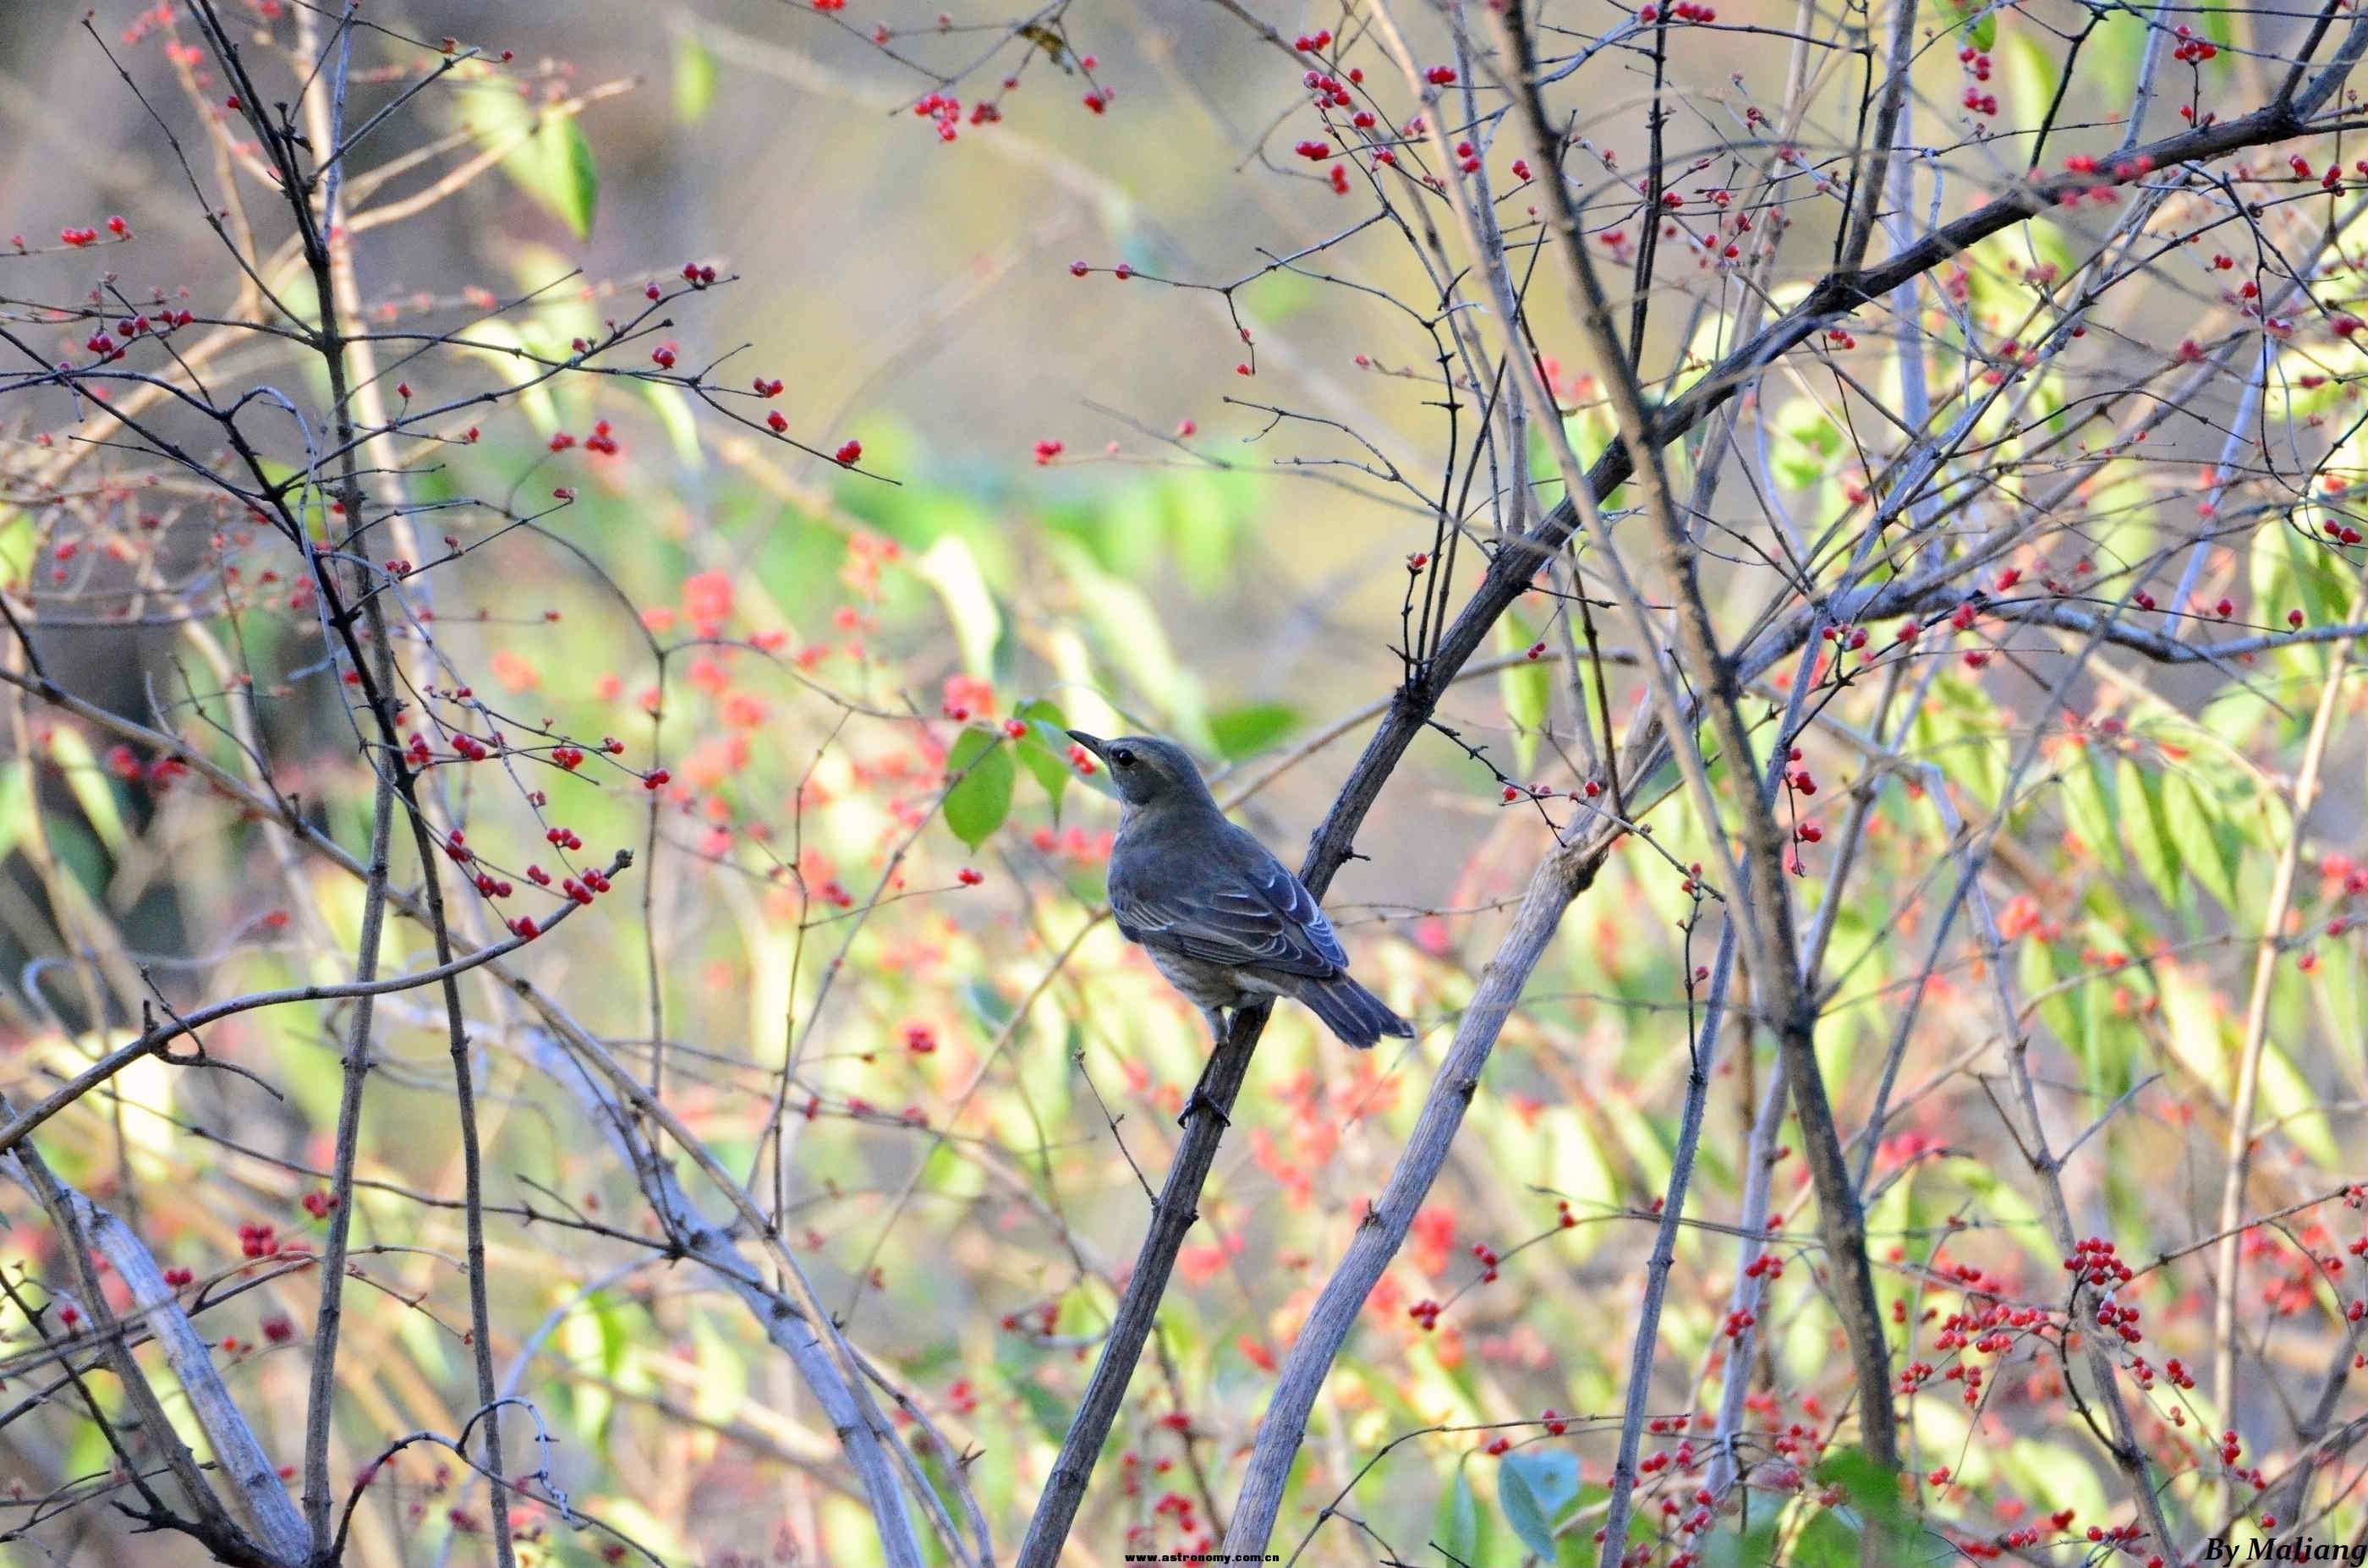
[917,535,1002,678]
[457,76,599,239]
[643,381,704,471]
[457,319,561,435]
[2003,32,2061,126]
[2259,1039,2340,1166]
[46,728,129,857]
[1944,0,1997,52]
[1048,538,1209,746]
[2058,749,2122,877]
[690,1313,743,1424]
[2162,774,2239,909]
[672,27,718,123]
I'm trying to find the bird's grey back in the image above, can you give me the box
[1108,802,1348,979]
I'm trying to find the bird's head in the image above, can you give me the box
[1066,732,1214,812]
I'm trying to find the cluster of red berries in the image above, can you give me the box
[2064,1235,2133,1289]
[913,90,966,142]
[1954,44,1998,116]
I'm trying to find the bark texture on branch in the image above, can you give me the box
[1219,832,1607,1554]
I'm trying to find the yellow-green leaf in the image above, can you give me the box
[2162,775,2239,909]
[47,729,129,856]
[672,28,718,124]
[458,78,599,240]
[916,535,1001,679]
[1496,610,1550,776]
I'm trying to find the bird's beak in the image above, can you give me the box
[1065,729,1108,760]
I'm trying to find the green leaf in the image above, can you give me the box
[672,27,718,123]
[943,730,1015,850]
[2162,775,2239,909]
[458,75,599,239]
[2120,760,2181,910]
[1030,717,1115,801]
[457,319,561,435]
[0,507,31,584]
[562,1298,615,1438]
[1773,401,1846,489]
[1004,1373,1070,1449]
[2259,1039,2340,1166]
[1011,699,1072,815]
[2018,938,2083,1074]
[1439,1466,1479,1566]
[1496,610,1551,776]
[690,1313,745,1424]
[2058,749,2123,877]
[1502,1448,1579,1516]
[1790,1507,1861,1568]
[2004,32,2060,125]
[916,535,1003,678]
[1813,1449,1905,1536]
[642,381,704,471]
[1499,1457,1559,1562]
[1952,0,1996,52]
[1161,470,1251,595]
[47,729,129,856]
[1208,703,1299,760]
[1047,537,1208,746]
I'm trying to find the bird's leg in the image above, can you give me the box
[1180,1008,1232,1129]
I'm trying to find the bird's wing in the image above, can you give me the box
[1109,825,1346,979]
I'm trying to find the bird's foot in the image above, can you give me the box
[1178,1083,1231,1131]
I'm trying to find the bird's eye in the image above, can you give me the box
[1110,748,1136,767]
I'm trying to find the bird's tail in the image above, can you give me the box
[1291,974,1414,1050]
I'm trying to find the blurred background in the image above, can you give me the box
[3,0,2364,1565]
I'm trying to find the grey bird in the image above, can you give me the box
[1069,731,1411,1122]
